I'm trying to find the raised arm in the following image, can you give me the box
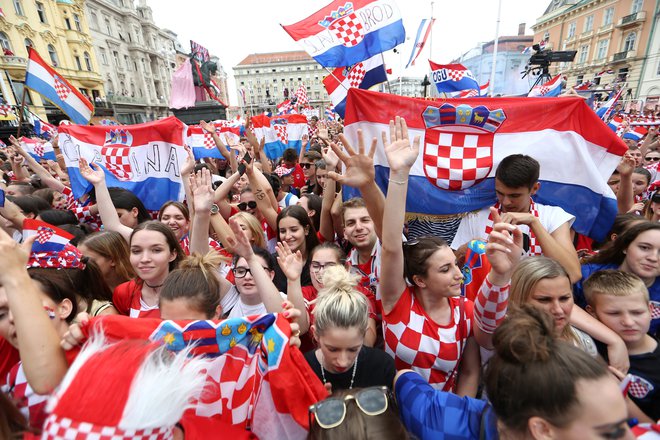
[275,241,309,334]
[78,158,133,242]
[0,197,27,230]
[298,134,309,163]
[615,152,635,214]
[378,117,421,313]
[245,159,279,230]
[189,168,214,256]
[9,136,65,192]
[639,126,658,159]
[319,146,340,241]
[200,120,237,173]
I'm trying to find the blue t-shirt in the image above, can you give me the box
[395,371,498,440]
[575,262,660,336]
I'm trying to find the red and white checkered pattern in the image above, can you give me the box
[473,278,509,334]
[42,415,174,440]
[0,104,15,116]
[383,288,473,391]
[447,69,466,81]
[3,362,50,430]
[627,374,654,399]
[423,131,493,190]
[34,143,45,157]
[295,85,309,107]
[274,124,288,144]
[36,226,55,244]
[347,62,367,88]
[650,301,660,319]
[485,200,543,256]
[101,146,132,181]
[329,13,365,47]
[203,132,216,149]
[54,75,71,101]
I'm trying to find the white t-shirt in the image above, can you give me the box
[278,192,299,209]
[450,203,575,255]
[221,285,286,319]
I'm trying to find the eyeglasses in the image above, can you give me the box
[232,266,271,278]
[308,386,389,429]
[238,201,257,211]
[310,261,338,273]
[645,156,660,162]
[301,163,314,169]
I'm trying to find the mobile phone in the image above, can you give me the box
[237,152,252,176]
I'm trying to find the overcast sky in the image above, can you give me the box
[151,0,549,105]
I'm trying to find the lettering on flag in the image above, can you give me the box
[421,104,506,191]
[319,2,365,47]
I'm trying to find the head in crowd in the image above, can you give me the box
[238,188,258,217]
[232,173,250,196]
[33,188,68,210]
[607,169,621,195]
[606,213,647,244]
[302,151,322,182]
[310,242,347,291]
[341,198,377,252]
[160,251,223,321]
[588,221,660,285]
[628,146,643,167]
[108,187,150,229]
[277,205,319,258]
[10,195,50,219]
[232,246,275,300]
[308,387,408,440]
[643,192,660,222]
[231,211,266,249]
[299,193,322,232]
[315,159,328,190]
[494,154,540,213]
[485,305,631,440]
[36,209,78,227]
[5,181,34,197]
[78,231,136,290]
[644,150,660,166]
[129,221,185,284]
[282,148,298,168]
[583,270,652,347]
[510,257,575,340]
[313,266,368,374]
[274,165,295,188]
[402,235,462,296]
[58,224,90,247]
[266,173,281,198]
[158,201,191,241]
[631,167,651,197]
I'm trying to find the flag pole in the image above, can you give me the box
[489,0,502,97]
[380,52,392,94]
[429,2,434,58]
[323,66,350,91]
[15,88,27,138]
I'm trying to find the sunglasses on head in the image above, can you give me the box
[301,163,314,169]
[308,386,389,429]
[238,201,257,211]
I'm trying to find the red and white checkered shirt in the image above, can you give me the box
[473,278,510,334]
[60,186,101,231]
[3,361,50,430]
[383,287,474,391]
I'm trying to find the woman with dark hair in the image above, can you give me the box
[272,204,320,292]
[107,187,151,226]
[78,231,136,293]
[575,221,660,336]
[158,201,191,242]
[394,306,634,440]
[32,188,67,210]
[36,209,78,226]
[9,195,50,219]
[299,193,322,232]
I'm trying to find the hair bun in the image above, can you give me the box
[493,305,556,364]
[320,265,359,296]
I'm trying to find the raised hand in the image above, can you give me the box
[199,120,216,134]
[326,129,377,189]
[275,241,304,281]
[317,121,329,143]
[226,216,254,259]
[382,116,420,173]
[485,208,523,284]
[60,312,90,350]
[0,227,35,285]
[302,133,309,145]
[8,136,28,158]
[190,168,214,214]
[616,151,636,176]
[181,145,196,176]
[78,158,105,185]
[321,145,340,170]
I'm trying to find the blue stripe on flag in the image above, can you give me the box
[192,147,228,161]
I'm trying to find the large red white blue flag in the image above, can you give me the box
[77,314,327,439]
[342,89,627,240]
[251,113,309,159]
[322,54,387,118]
[528,74,563,97]
[24,48,94,125]
[282,0,405,67]
[58,117,187,211]
[429,62,480,95]
[187,120,242,160]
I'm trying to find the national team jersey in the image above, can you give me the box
[3,361,49,430]
[347,241,381,298]
[113,279,160,319]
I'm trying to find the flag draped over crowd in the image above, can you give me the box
[282,0,406,67]
[342,88,628,241]
[58,116,187,211]
[76,314,326,440]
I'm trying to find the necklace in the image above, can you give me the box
[320,351,358,390]
[144,281,165,289]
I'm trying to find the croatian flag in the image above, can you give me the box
[342,89,627,240]
[528,74,563,97]
[429,62,479,95]
[282,0,406,67]
[33,117,57,139]
[325,104,337,120]
[23,218,73,254]
[623,125,648,142]
[24,48,94,125]
[607,115,626,135]
[20,137,56,162]
[58,116,187,211]
[251,114,309,159]
[596,88,624,121]
[277,99,295,115]
[323,54,387,118]
[405,18,435,68]
[454,81,490,98]
[187,121,242,160]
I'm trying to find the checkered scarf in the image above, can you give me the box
[41,415,174,440]
[485,199,542,256]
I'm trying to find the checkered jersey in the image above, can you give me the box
[383,287,473,391]
[329,14,365,47]
[473,278,509,334]
[60,186,102,231]
[42,415,174,440]
[3,361,50,430]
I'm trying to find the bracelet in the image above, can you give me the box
[388,178,408,185]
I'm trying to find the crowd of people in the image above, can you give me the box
[0,110,658,440]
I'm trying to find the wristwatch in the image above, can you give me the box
[210,203,219,215]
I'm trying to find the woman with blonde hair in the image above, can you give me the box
[304,265,395,393]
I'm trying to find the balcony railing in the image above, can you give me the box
[617,11,646,27]
[107,94,148,106]
[0,55,27,68]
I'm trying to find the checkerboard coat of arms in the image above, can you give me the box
[101,129,134,181]
[421,104,506,191]
[319,2,365,48]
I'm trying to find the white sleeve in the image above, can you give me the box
[539,204,575,234]
[450,210,487,249]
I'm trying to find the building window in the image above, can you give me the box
[47,44,58,66]
[104,18,112,35]
[65,17,71,30]
[624,32,636,52]
[596,39,609,60]
[593,76,601,85]
[603,8,614,26]
[36,2,47,23]
[13,0,24,15]
[632,0,643,13]
[84,52,92,71]
[543,31,550,41]
[567,22,576,38]
[74,56,82,70]
[618,68,629,82]
[23,38,32,52]
[113,51,119,66]
[576,74,584,84]
[90,11,98,29]
[0,32,11,53]
[99,48,108,65]
[584,15,593,32]
[657,59,660,76]
[578,45,589,63]
[74,14,81,31]
[124,55,130,70]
